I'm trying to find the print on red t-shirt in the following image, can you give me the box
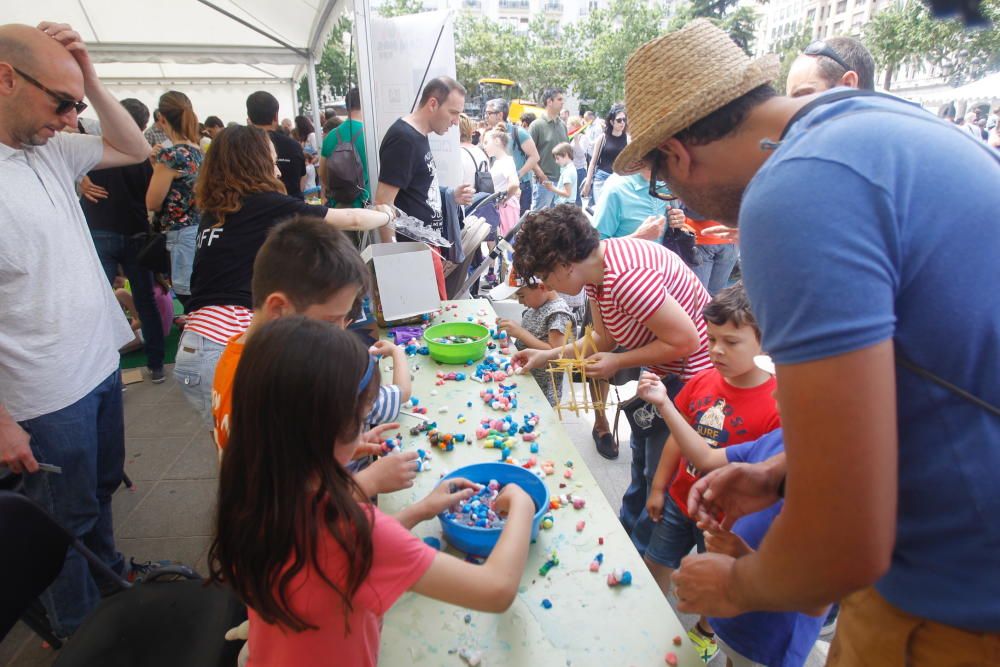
[667,368,781,516]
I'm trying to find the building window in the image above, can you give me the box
[833,20,843,32]
[836,0,848,13]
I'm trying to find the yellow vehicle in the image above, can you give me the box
[467,78,545,123]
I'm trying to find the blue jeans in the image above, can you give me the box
[518,180,532,215]
[575,167,587,207]
[620,374,685,555]
[691,243,739,296]
[174,330,227,425]
[592,168,612,204]
[531,180,557,211]
[89,229,165,370]
[19,371,125,636]
[165,225,198,297]
[645,494,706,568]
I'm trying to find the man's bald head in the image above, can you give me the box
[0,24,84,95]
[0,23,86,148]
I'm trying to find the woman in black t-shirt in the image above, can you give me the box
[582,104,629,205]
[173,125,392,422]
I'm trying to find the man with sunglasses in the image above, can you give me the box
[484,98,541,215]
[0,22,150,637]
[616,20,1000,666]
[785,36,875,98]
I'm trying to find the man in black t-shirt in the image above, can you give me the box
[247,91,306,199]
[79,98,166,379]
[375,76,474,242]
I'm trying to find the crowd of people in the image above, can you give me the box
[0,15,997,667]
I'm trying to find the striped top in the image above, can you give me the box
[367,385,402,427]
[184,305,253,346]
[585,237,712,380]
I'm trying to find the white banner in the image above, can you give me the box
[367,10,462,189]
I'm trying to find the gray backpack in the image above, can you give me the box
[325,127,365,205]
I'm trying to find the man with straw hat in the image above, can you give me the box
[621,18,1000,666]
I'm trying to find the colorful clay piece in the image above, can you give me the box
[606,568,633,587]
[422,536,441,550]
[672,635,683,646]
[589,552,604,572]
[443,480,506,529]
[572,497,586,510]
[538,550,559,576]
[541,599,553,609]
[665,651,678,666]
[576,520,586,532]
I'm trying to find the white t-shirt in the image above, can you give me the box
[0,133,134,421]
[489,154,517,194]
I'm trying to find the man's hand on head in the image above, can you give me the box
[37,22,97,87]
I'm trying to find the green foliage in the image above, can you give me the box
[773,25,813,94]
[378,0,428,18]
[668,0,760,55]
[298,15,354,113]
[565,0,668,113]
[454,14,528,93]
[864,0,1000,90]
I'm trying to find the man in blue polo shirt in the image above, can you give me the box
[616,20,1000,665]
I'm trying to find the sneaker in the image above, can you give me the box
[126,557,173,583]
[149,368,166,384]
[687,626,719,663]
[820,603,839,640]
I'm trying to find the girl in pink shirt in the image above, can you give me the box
[209,317,535,667]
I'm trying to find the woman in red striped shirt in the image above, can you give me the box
[511,203,711,555]
[173,125,392,423]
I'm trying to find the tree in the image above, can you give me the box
[773,25,813,94]
[454,14,529,94]
[297,15,355,113]
[865,0,1000,90]
[669,0,761,56]
[378,0,427,18]
[566,0,667,114]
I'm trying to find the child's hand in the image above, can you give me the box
[701,523,754,559]
[419,478,479,520]
[510,347,551,373]
[369,339,398,357]
[543,181,556,192]
[496,318,524,339]
[637,371,669,405]
[493,483,533,517]
[646,489,666,523]
[362,422,401,446]
[367,451,419,494]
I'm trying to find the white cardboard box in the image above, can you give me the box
[361,242,440,323]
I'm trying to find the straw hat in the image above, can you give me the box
[614,19,779,175]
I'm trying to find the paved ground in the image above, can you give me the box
[1,368,827,666]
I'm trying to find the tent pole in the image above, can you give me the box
[307,54,323,148]
[355,0,380,209]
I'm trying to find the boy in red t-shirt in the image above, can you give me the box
[642,283,779,661]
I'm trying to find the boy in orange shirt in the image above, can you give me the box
[212,216,416,496]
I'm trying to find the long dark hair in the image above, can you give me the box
[195,125,285,223]
[293,115,314,144]
[158,90,200,144]
[605,103,626,139]
[208,317,379,632]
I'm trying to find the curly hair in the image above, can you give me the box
[195,125,285,224]
[512,203,599,278]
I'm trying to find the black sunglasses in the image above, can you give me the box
[12,66,88,116]
[802,41,851,73]
[614,116,626,124]
[647,151,679,202]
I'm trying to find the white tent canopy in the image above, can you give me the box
[7,0,345,129]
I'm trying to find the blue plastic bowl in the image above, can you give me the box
[437,462,550,557]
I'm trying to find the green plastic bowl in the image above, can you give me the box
[423,322,489,365]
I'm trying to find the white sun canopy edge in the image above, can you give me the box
[8,0,347,131]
